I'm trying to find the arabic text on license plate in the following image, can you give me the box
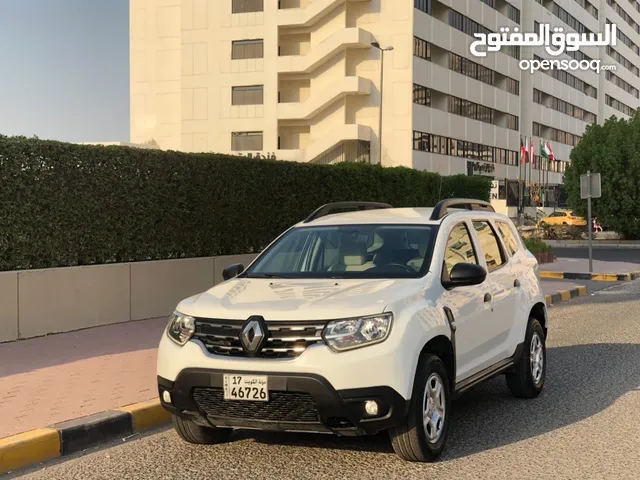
[223,374,269,401]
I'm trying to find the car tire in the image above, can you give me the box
[389,354,451,462]
[506,318,546,398]
[172,415,232,445]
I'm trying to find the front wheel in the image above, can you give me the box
[389,354,451,462]
[172,415,232,444]
[506,318,546,398]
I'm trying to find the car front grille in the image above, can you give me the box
[192,318,327,358]
[192,387,320,423]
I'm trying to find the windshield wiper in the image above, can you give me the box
[247,274,293,279]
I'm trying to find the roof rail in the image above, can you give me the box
[430,198,494,221]
[303,201,393,223]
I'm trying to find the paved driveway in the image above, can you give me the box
[12,280,640,480]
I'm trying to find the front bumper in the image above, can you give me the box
[158,369,408,436]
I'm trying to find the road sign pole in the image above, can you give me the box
[580,170,601,274]
[587,170,593,273]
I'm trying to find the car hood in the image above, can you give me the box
[176,277,427,321]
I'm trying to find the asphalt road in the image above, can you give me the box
[542,277,623,294]
[11,280,640,480]
[553,247,640,264]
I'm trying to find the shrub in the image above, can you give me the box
[523,237,552,253]
[0,135,491,271]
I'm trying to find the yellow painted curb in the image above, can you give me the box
[0,428,60,475]
[545,295,552,305]
[560,290,571,301]
[118,399,171,433]
[540,271,564,279]
[577,285,587,296]
[591,274,619,282]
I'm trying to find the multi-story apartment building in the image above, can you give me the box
[130,0,640,190]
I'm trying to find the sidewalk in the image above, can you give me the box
[0,279,588,441]
[0,318,166,439]
[540,258,640,281]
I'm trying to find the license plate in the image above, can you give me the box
[223,374,269,401]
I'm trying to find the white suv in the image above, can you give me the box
[157,199,548,462]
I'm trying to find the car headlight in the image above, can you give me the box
[166,311,196,346]
[322,313,393,352]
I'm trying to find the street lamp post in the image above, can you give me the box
[371,41,393,165]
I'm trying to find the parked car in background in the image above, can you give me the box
[538,209,587,227]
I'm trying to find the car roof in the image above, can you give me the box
[294,207,513,227]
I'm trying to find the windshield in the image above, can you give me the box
[244,224,437,279]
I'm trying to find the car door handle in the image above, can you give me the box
[484,293,492,303]
[514,279,520,288]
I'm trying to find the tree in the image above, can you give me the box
[564,113,640,239]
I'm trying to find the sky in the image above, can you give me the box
[0,0,129,143]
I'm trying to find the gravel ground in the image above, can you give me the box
[11,280,640,480]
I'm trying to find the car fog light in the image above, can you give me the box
[364,400,378,416]
[162,390,172,404]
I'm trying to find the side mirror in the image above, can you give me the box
[222,263,245,281]
[444,263,487,289]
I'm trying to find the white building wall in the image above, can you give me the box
[131,0,640,186]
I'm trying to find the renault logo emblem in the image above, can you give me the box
[240,316,268,356]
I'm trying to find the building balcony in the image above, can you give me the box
[277,28,373,74]
[278,0,371,28]
[277,124,372,163]
[277,76,371,120]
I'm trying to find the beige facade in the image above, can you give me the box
[130,0,640,185]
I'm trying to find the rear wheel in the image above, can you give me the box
[389,354,451,462]
[172,415,232,444]
[506,318,546,398]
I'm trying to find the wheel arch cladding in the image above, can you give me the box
[531,302,548,338]
[419,335,455,392]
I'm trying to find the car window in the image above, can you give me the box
[443,223,478,277]
[496,221,519,257]
[245,224,436,279]
[472,221,506,272]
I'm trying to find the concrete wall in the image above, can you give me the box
[0,254,257,343]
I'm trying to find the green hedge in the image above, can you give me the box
[523,237,552,253]
[0,135,491,271]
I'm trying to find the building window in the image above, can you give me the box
[412,130,522,166]
[552,2,591,34]
[413,84,431,106]
[507,5,520,24]
[232,131,263,151]
[231,39,264,60]
[414,0,432,14]
[607,18,639,55]
[607,46,639,77]
[533,123,582,146]
[606,70,639,98]
[449,9,519,59]
[533,89,542,104]
[534,55,597,98]
[413,36,431,60]
[606,94,636,116]
[232,0,263,14]
[232,85,264,105]
[506,78,519,96]
[506,114,519,131]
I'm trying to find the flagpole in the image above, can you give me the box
[518,135,523,224]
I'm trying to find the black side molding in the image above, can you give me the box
[453,342,524,397]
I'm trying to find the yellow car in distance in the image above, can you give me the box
[538,210,587,227]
